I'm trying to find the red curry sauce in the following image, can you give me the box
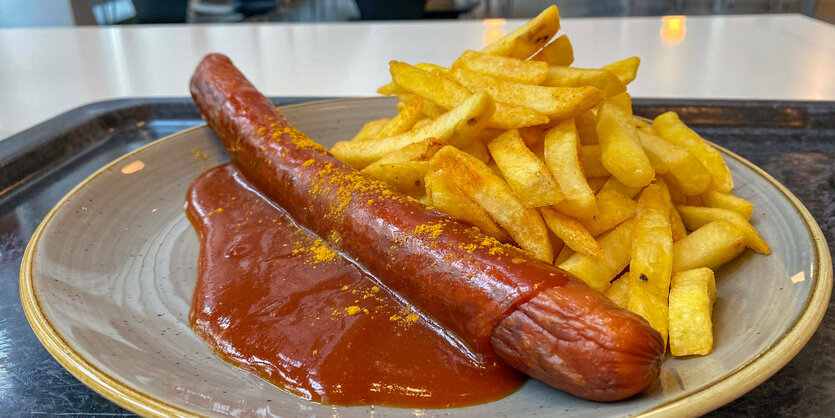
[186,164,524,407]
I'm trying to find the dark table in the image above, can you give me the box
[1,98,832,416]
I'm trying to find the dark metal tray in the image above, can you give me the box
[1,98,833,416]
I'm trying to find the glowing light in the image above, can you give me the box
[120,160,145,174]
[790,271,805,283]
[660,15,686,45]
[483,18,506,46]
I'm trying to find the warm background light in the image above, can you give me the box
[661,15,686,45]
[482,18,506,46]
[120,160,145,174]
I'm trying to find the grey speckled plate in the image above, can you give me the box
[21,97,832,417]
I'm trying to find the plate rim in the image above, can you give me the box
[19,97,833,417]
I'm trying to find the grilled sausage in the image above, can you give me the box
[190,53,663,401]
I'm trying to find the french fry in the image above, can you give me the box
[332,93,494,168]
[701,189,754,220]
[685,194,704,206]
[575,109,599,145]
[390,61,548,129]
[601,56,640,85]
[654,177,688,241]
[531,34,573,66]
[459,139,490,163]
[669,206,687,241]
[554,244,574,265]
[398,92,445,119]
[653,111,733,193]
[599,176,642,199]
[581,188,638,236]
[587,177,608,193]
[627,185,673,348]
[559,219,634,292]
[429,146,553,262]
[637,130,711,196]
[669,268,717,356]
[676,205,770,254]
[372,137,447,164]
[377,96,424,137]
[361,137,447,197]
[481,5,560,59]
[596,99,654,188]
[604,273,630,309]
[424,169,510,241]
[454,50,548,84]
[579,145,610,178]
[362,161,430,197]
[518,125,546,146]
[448,67,605,119]
[350,118,390,142]
[661,173,686,204]
[543,66,627,97]
[414,62,449,73]
[540,207,602,257]
[672,220,746,273]
[377,81,407,96]
[544,119,597,214]
[488,129,564,208]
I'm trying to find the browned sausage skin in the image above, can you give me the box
[190,53,664,402]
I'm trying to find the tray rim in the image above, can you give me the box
[19,97,833,418]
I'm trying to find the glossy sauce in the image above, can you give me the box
[186,164,524,407]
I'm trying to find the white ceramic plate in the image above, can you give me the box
[22,97,832,417]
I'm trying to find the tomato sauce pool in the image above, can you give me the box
[186,164,524,407]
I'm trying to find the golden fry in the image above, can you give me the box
[362,161,430,197]
[638,130,711,196]
[425,169,510,241]
[481,5,560,59]
[350,118,390,142]
[627,185,673,348]
[575,109,599,145]
[701,189,754,220]
[669,268,717,356]
[581,188,638,236]
[454,50,548,84]
[488,129,564,208]
[604,273,630,309]
[653,111,733,193]
[601,56,640,85]
[559,219,634,292]
[390,61,547,129]
[543,66,626,97]
[672,220,746,273]
[429,146,553,261]
[579,145,610,178]
[540,207,602,257]
[378,96,424,137]
[531,34,574,66]
[676,205,770,254]
[544,119,597,214]
[332,93,494,168]
[596,98,654,188]
[448,67,605,119]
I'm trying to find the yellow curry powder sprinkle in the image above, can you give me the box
[344,306,362,315]
[414,223,444,239]
[389,306,420,327]
[292,239,338,265]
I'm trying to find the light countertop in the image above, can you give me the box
[1,14,833,140]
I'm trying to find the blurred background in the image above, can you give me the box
[0,0,832,27]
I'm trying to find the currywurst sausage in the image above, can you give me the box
[190,53,664,402]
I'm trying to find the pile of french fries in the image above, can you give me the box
[331,5,770,357]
